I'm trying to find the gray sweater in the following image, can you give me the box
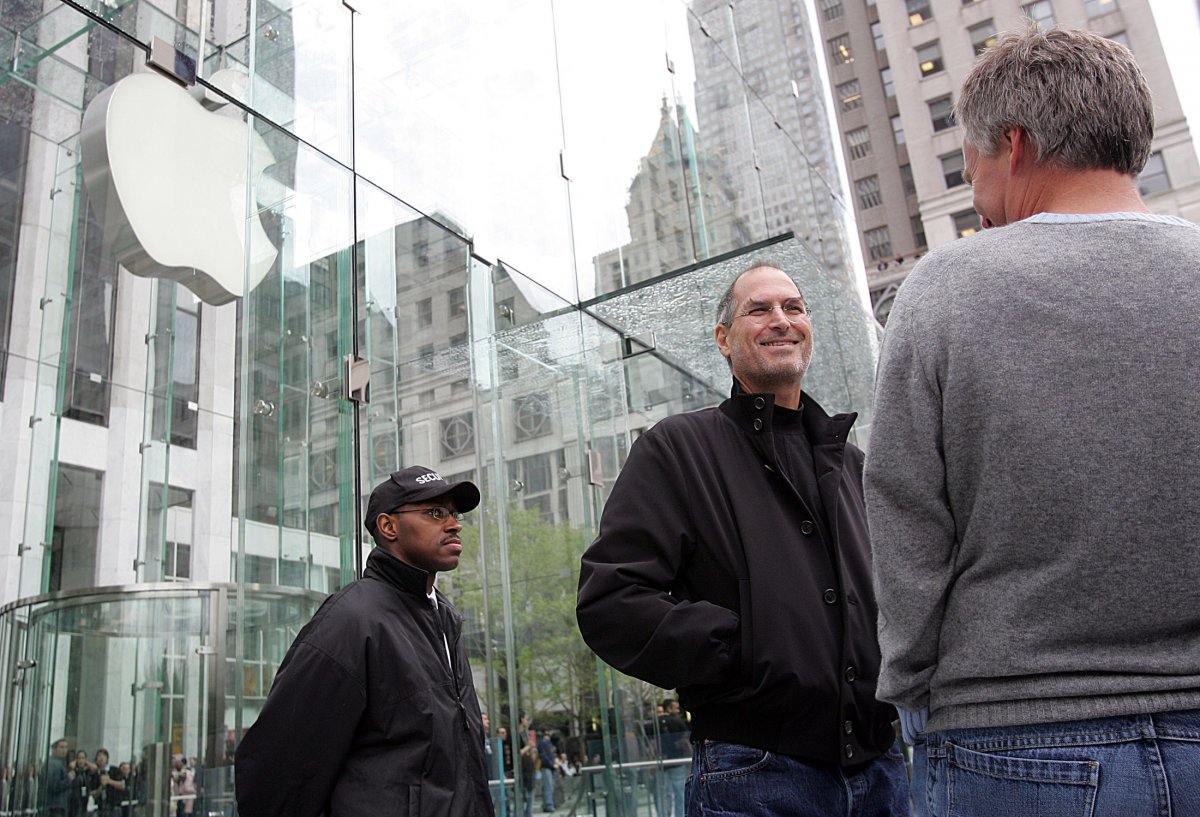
[865,212,1200,732]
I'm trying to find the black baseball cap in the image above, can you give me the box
[364,466,480,536]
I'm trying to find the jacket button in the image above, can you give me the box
[843,720,854,735]
[844,744,855,759]
[823,588,838,605]
[753,418,763,431]
[754,397,765,409]
[800,520,814,535]
[844,665,857,683]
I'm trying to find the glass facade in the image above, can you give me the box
[0,1,878,815]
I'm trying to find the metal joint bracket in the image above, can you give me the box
[621,332,656,359]
[587,449,604,487]
[146,37,197,86]
[344,354,370,404]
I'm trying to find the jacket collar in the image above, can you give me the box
[364,546,433,598]
[719,379,857,444]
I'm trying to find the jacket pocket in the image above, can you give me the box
[737,578,753,685]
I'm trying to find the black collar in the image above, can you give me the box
[718,379,856,445]
[364,547,433,598]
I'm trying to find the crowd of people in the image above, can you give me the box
[1,741,201,817]
[477,701,690,817]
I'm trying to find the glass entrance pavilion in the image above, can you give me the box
[0,1,879,815]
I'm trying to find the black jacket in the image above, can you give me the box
[235,548,492,817]
[577,388,896,766]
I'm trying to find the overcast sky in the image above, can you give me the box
[1147,0,1200,139]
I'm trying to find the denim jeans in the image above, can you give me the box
[539,767,555,810]
[917,709,1200,817]
[685,739,911,817]
[656,762,687,817]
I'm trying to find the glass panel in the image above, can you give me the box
[236,119,355,592]
[250,0,353,164]
[353,0,574,300]
[587,235,877,445]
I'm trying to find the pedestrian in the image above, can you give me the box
[577,262,908,816]
[866,24,1200,817]
[235,466,493,817]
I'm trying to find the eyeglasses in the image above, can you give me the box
[729,301,810,324]
[391,507,465,522]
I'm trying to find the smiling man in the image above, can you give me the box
[577,263,908,817]
[235,467,492,817]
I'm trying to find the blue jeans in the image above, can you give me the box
[656,762,687,817]
[917,709,1200,817]
[685,739,910,816]
[539,767,555,810]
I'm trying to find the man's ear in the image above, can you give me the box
[1006,126,1029,173]
[374,512,398,542]
[714,323,731,359]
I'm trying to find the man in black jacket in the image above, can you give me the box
[577,263,908,816]
[235,466,492,817]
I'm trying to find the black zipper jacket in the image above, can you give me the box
[235,548,492,817]
[577,387,896,766]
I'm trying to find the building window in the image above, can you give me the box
[871,21,885,51]
[969,20,998,56]
[64,197,119,427]
[929,95,955,132]
[417,297,432,326]
[448,285,465,318]
[912,215,927,248]
[151,286,201,448]
[838,79,863,111]
[1138,151,1171,196]
[152,484,194,580]
[900,163,917,196]
[164,542,192,581]
[856,176,883,209]
[508,451,563,523]
[953,209,982,238]
[49,465,104,592]
[891,115,907,145]
[513,392,553,441]
[846,126,872,160]
[0,118,30,396]
[864,226,892,261]
[829,34,853,64]
[440,412,476,458]
[820,0,843,21]
[881,67,895,98]
[418,343,435,370]
[941,151,966,187]
[1023,0,1055,25]
[906,0,933,25]
[1085,0,1118,17]
[916,41,943,77]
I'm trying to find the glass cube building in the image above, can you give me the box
[0,1,880,814]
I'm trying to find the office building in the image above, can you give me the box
[815,0,1200,321]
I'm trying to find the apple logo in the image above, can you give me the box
[80,69,278,306]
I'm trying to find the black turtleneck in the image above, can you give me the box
[770,401,832,539]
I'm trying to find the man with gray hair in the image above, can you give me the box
[579,262,908,816]
[866,26,1200,816]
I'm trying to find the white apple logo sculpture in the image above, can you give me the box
[81,70,278,306]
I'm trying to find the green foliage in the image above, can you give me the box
[451,502,598,733]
